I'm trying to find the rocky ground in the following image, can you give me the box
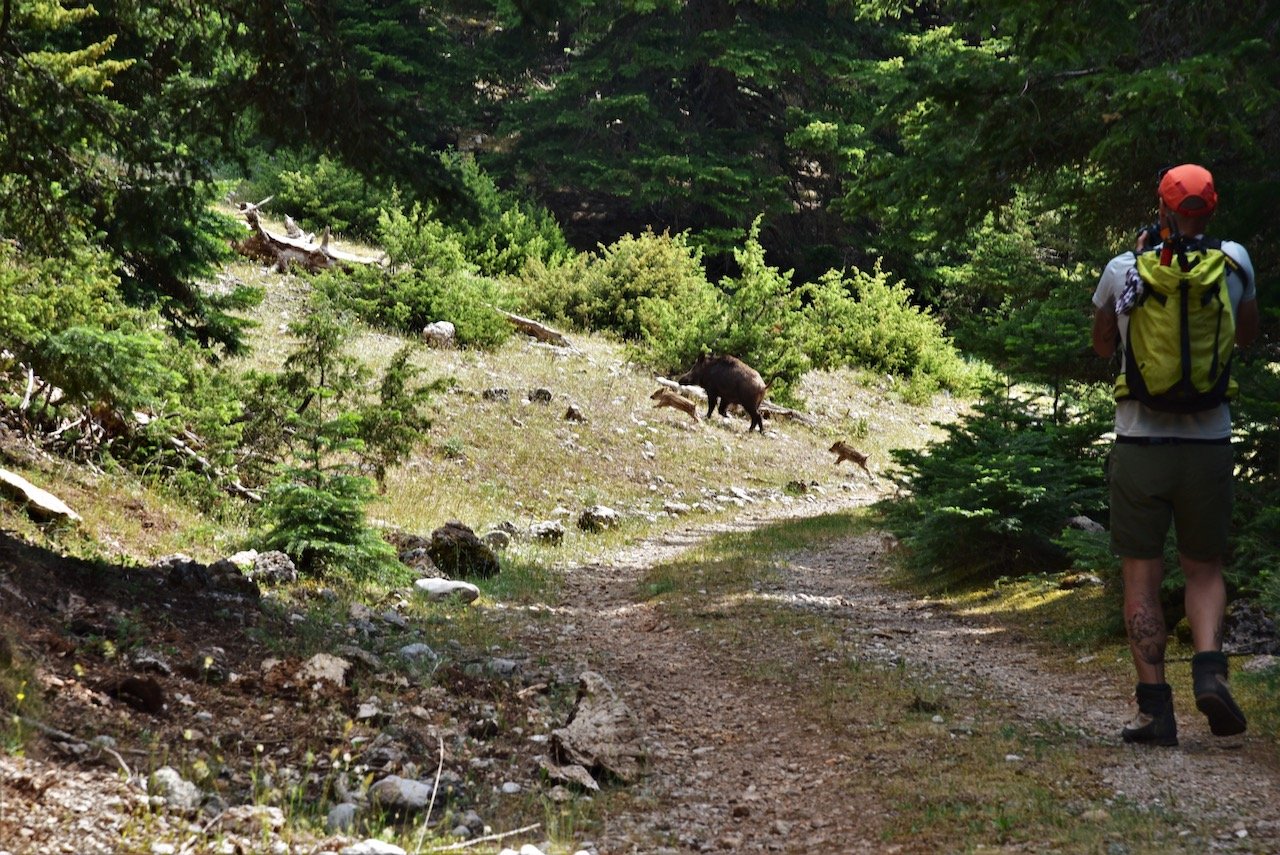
[2,478,1279,854]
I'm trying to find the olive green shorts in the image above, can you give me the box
[1108,441,1234,561]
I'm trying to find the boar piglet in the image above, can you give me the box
[829,440,870,473]
[676,354,767,433]
[650,388,699,421]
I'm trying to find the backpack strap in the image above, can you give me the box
[1198,236,1251,290]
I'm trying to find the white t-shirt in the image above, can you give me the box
[1092,239,1256,440]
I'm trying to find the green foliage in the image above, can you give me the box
[38,325,183,414]
[377,203,472,274]
[443,152,573,276]
[521,229,719,347]
[255,288,430,579]
[1230,350,1280,606]
[261,474,399,580]
[328,266,513,350]
[1,0,258,353]
[705,221,812,401]
[260,153,399,239]
[358,346,446,490]
[804,264,980,402]
[877,393,1111,582]
[491,0,889,280]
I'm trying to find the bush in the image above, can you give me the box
[877,393,1111,582]
[444,151,572,276]
[253,151,398,239]
[260,474,400,580]
[254,287,433,580]
[803,264,978,397]
[377,203,473,274]
[322,266,513,349]
[521,229,715,343]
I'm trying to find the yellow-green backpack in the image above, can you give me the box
[1117,237,1245,413]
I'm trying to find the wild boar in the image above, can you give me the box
[677,354,767,432]
[650,388,699,422]
[829,440,870,473]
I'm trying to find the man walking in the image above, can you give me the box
[1091,163,1260,746]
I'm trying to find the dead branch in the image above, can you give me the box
[496,309,573,347]
[235,206,383,272]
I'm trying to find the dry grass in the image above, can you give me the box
[223,262,956,561]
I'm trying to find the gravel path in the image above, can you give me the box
[527,486,1280,853]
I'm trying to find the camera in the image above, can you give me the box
[1136,222,1162,250]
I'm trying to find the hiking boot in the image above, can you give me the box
[1192,651,1247,737]
[1121,682,1178,746]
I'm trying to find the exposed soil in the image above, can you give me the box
[521,486,1280,853]
[2,481,1279,854]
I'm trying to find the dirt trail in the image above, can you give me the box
[525,487,1280,854]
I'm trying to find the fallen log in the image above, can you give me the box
[497,310,573,348]
[235,204,384,273]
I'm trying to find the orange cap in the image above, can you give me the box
[1159,164,1217,216]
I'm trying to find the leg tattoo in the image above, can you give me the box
[1128,607,1167,667]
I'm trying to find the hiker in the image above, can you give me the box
[1091,163,1260,746]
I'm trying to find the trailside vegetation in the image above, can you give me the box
[0,0,1276,615]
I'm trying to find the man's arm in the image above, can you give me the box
[1092,302,1119,358]
[1236,298,1260,347]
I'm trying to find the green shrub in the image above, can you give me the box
[444,151,572,276]
[377,202,472,273]
[521,229,713,342]
[260,474,400,580]
[322,266,513,349]
[1231,353,1280,605]
[877,393,1110,582]
[259,152,397,239]
[804,264,977,396]
[254,287,432,580]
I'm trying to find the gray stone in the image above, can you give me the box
[397,643,438,664]
[529,520,564,545]
[480,530,512,550]
[369,775,434,812]
[577,505,620,533]
[251,551,297,585]
[219,804,285,834]
[326,802,358,833]
[422,320,456,348]
[0,467,81,523]
[341,842,407,855]
[1065,515,1106,533]
[299,653,351,688]
[551,671,644,784]
[148,766,201,812]
[223,549,259,570]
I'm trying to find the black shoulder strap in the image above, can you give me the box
[1199,237,1251,289]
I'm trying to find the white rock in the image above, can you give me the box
[299,653,350,687]
[369,775,435,811]
[341,842,407,855]
[0,467,81,523]
[414,578,480,603]
[148,766,201,812]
